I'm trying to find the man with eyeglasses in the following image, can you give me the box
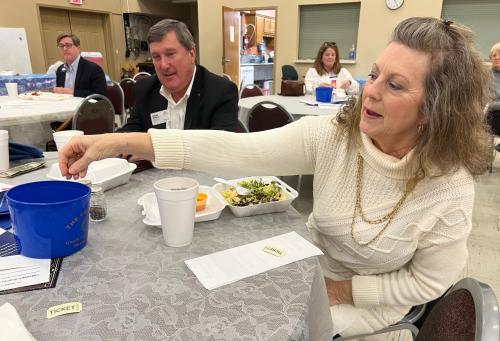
[53,33,106,97]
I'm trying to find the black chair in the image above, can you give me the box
[106,81,126,127]
[240,84,264,98]
[72,94,115,134]
[132,71,151,82]
[119,77,136,113]
[282,64,299,81]
[334,277,500,341]
[247,100,293,132]
[236,119,249,133]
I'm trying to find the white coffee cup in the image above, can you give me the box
[5,83,18,99]
[153,177,199,247]
[53,130,84,151]
[0,130,9,171]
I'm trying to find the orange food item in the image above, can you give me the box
[196,192,208,212]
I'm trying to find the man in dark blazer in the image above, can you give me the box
[54,33,107,98]
[118,19,238,133]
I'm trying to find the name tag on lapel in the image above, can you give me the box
[150,110,167,126]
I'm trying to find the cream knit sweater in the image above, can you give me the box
[149,115,473,333]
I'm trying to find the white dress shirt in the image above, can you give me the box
[64,55,80,89]
[159,66,197,129]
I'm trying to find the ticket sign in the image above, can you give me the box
[69,0,83,5]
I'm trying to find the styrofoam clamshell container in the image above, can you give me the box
[212,176,298,217]
[47,158,137,191]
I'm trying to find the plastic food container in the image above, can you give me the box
[213,176,299,217]
[6,181,90,258]
[47,158,137,191]
[138,185,227,225]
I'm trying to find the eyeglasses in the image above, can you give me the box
[57,43,74,50]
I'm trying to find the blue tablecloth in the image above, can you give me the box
[0,74,56,96]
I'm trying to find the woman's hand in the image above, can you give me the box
[324,277,353,305]
[319,82,331,88]
[339,80,351,90]
[58,132,154,179]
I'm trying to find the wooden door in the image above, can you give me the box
[40,8,71,69]
[222,6,240,86]
[69,11,109,73]
[256,16,264,43]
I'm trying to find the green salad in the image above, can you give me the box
[221,179,286,206]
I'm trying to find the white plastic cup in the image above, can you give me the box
[0,130,9,171]
[53,130,84,151]
[5,83,18,99]
[153,177,199,247]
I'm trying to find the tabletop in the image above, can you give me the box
[0,156,333,341]
[238,95,341,130]
[0,74,56,96]
[0,95,83,150]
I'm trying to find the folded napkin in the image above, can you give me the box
[8,143,43,161]
[0,303,37,341]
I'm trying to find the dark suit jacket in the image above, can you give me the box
[118,65,238,132]
[56,57,107,98]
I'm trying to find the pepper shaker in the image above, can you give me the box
[89,185,107,222]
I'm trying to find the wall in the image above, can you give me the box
[0,0,124,79]
[197,0,444,88]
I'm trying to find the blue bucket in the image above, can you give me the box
[315,86,333,103]
[6,181,91,259]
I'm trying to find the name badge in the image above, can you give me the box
[150,110,167,126]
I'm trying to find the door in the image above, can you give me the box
[40,8,109,73]
[40,8,71,69]
[69,11,109,73]
[222,6,240,86]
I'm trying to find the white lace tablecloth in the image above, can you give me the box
[0,162,333,340]
[238,95,341,129]
[0,96,83,149]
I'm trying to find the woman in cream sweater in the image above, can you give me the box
[304,41,359,95]
[59,18,492,338]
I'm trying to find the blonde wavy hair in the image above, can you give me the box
[336,17,493,179]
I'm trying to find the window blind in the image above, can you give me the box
[298,3,360,60]
[441,0,500,59]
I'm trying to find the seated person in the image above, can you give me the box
[60,18,492,338]
[487,42,500,151]
[53,33,107,97]
[118,19,238,133]
[305,42,359,95]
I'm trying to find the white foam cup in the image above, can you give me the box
[53,130,84,151]
[5,83,18,99]
[0,130,9,171]
[153,177,199,247]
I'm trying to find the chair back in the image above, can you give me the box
[416,277,500,341]
[132,71,151,82]
[72,94,115,134]
[247,100,294,132]
[106,81,126,126]
[119,77,136,111]
[240,84,264,98]
[236,119,249,133]
[282,65,299,80]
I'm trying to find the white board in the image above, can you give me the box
[0,28,32,74]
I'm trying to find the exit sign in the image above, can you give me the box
[69,0,83,4]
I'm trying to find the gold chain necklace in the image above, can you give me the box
[350,153,418,246]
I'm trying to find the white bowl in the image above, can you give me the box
[138,185,227,225]
[47,158,137,191]
[213,176,298,217]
